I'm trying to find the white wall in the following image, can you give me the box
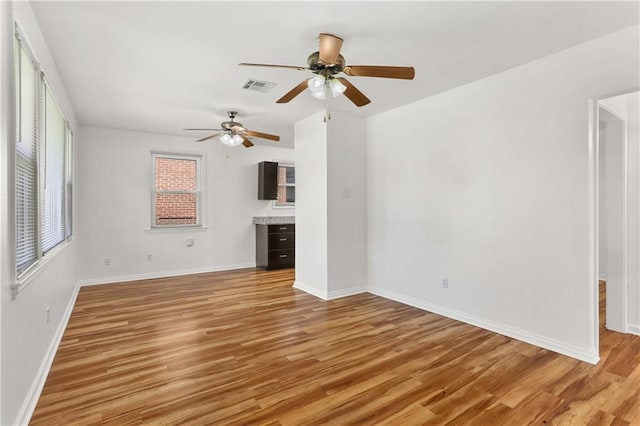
[76,126,294,283]
[1,2,79,424]
[366,25,639,363]
[293,111,328,296]
[327,112,367,295]
[293,110,367,299]
[626,93,640,333]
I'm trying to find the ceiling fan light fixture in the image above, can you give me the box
[186,111,279,147]
[232,134,244,146]
[220,133,244,147]
[307,75,325,93]
[220,133,233,146]
[308,75,329,99]
[328,78,346,97]
[310,88,327,100]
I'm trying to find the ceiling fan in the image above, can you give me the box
[183,111,280,147]
[239,33,415,107]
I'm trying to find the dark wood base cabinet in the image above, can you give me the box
[256,224,295,270]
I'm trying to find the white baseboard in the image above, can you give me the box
[327,285,367,300]
[77,262,256,286]
[292,280,328,300]
[14,283,81,426]
[628,323,640,336]
[368,287,599,365]
[292,282,366,301]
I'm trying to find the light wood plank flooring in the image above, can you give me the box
[31,270,639,425]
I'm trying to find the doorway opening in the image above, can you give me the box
[594,89,640,358]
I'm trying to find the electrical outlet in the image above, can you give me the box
[104,257,112,266]
[442,278,449,289]
[146,254,152,261]
[46,307,50,324]
[186,238,194,247]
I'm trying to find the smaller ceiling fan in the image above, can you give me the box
[239,33,415,107]
[183,111,280,147]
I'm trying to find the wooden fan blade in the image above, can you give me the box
[343,65,415,80]
[336,78,371,107]
[318,33,343,65]
[276,80,309,104]
[241,136,254,148]
[245,130,280,142]
[196,133,220,142]
[239,63,309,71]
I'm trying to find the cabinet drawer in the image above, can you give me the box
[268,249,295,268]
[268,232,295,249]
[268,224,295,234]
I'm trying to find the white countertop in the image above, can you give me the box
[253,216,295,225]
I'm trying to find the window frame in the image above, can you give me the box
[13,24,74,296]
[150,152,204,229]
[65,125,73,239]
[273,162,295,208]
[41,77,68,255]
[14,27,40,279]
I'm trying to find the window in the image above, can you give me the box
[41,83,67,253]
[15,30,38,276]
[65,126,73,238]
[152,153,202,228]
[275,163,295,207]
[14,27,73,280]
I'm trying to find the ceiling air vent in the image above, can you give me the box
[242,79,276,93]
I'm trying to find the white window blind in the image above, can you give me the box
[15,31,39,275]
[14,25,74,284]
[65,126,73,239]
[41,83,66,254]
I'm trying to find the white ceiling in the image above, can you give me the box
[31,1,639,148]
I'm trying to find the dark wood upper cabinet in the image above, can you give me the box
[258,161,278,200]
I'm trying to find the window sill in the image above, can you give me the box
[11,238,73,300]
[145,226,209,233]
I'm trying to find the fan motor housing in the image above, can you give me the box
[221,122,246,132]
[221,111,246,132]
[307,51,345,76]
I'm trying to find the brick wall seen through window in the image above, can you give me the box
[154,156,199,226]
[276,164,295,206]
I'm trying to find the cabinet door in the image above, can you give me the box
[258,161,278,200]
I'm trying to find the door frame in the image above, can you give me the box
[588,90,635,359]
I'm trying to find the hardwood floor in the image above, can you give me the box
[31,271,639,425]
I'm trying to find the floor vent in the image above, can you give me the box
[242,79,276,93]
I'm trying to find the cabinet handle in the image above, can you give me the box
[279,238,287,241]
[279,227,287,230]
[279,254,287,258]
